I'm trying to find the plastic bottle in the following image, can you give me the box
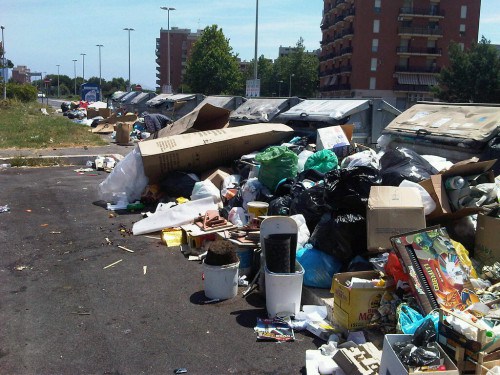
[445,176,465,190]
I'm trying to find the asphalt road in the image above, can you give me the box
[0,166,319,375]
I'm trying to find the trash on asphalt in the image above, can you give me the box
[0,205,10,213]
[94,97,500,374]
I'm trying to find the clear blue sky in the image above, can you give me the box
[3,0,500,90]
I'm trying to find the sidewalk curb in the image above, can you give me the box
[0,153,125,166]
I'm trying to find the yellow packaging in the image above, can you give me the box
[331,271,385,330]
[161,228,184,247]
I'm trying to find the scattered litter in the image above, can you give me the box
[25,209,32,213]
[49,231,61,234]
[74,168,94,173]
[117,245,134,253]
[15,265,29,271]
[173,368,188,374]
[143,266,147,275]
[0,163,11,168]
[144,235,161,240]
[41,224,49,227]
[0,205,10,213]
[105,237,112,245]
[103,259,123,269]
[70,311,91,316]
[203,298,221,304]
[254,317,295,342]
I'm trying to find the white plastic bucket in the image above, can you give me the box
[247,201,269,220]
[264,262,304,318]
[236,247,253,277]
[203,261,240,300]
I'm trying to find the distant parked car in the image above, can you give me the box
[37,92,46,98]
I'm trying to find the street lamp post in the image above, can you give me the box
[72,59,77,95]
[289,74,295,97]
[254,0,259,81]
[123,28,135,91]
[96,44,103,100]
[160,7,175,93]
[1,25,6,100]
[278,80,283,97]
[56,64,60,98]
[80,53,86,82]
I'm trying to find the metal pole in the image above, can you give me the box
[96,44,103,100]
[56,64,60,98]
[289,74,294,97]
[278,80,283,97]
[80,53,86,82]
[254,0,258,80]
[161,7,175,93]
[1,26,6,100]
[72,59,77,95]
[123,28,134,91]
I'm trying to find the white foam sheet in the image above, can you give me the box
[132,197,218,235]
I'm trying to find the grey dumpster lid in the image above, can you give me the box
[230,97,295,123]
[130,92,152,104]
[384,102,500,142]
[277,99,371,123]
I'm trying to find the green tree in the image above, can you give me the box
[274,38,319,98]
[244,56,278,96]
[435,36,500,103]
[185,25,242,95]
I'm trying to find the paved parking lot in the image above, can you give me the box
[0,166,320,374]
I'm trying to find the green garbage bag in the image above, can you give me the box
[304,149,338,173]
[255,146,298,191]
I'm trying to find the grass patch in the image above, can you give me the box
[9,156,69,167]
[0,99,107,149]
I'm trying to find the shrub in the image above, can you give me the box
[5,83,37,102]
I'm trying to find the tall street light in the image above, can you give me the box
[56,64,60,98]
[278,80,283,97]
[1,26,6,100]
[80,53,86,82]
[96,44,103,100]
[254,0,259,81]
[160,7,175,93]
[289,73,295,97]
[123,28,135,91]
[72,59,77,95]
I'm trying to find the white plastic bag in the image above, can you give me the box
[340,149,380,169]
[290,214,310,250]
[399,179,436,215]
[297,150,314,173]
[228,207,247,227]
[191,180,221,203]
[98,146,148,203]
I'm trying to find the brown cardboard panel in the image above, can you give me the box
[367,186,426,250]
[139,123,294,183]
[157,103,230,138]
[474,213,500,266]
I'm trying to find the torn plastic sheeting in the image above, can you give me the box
[132,197,218,235]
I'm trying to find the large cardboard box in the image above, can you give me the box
[316,124,354,159]
[367,186,426,251]
[419,159,496,221]
[379,334,459,375]
[138,123,294,183]
[157,103,230,138]
[331,271,385,330]
[474,213,500,266]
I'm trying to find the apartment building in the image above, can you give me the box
[12,65,31,84]
[155,27,202,93]
[319,0,481,109]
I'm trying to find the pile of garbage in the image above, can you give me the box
[95,102,500,375]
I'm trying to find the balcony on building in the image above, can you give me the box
[398,26,443,38]
[333,0,349,12]
[396,46,442,56]
[339,64,352,75]
[156,72,161,79]
[340,46,353,56]
[156,79,161,85]
[395,64,441,73]
[155,58,161,65]
[399,7,445,19]
[393,83,434,92]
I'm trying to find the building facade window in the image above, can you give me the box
[461,5,467,19]
[374,0,381,13]
[371,58,378,71]
[373,20,380,33]
[369,77,376,89]
[372,39,379,52]
[460,24,466,36]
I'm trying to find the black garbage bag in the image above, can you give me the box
[323,166,381,214]
[290,184,328,232]
[159,171,199,198]
[268,195,293,216]
[413,318,437,347]
[380,147,438,186]
[309,212,367,262]
[394,342,441,367]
